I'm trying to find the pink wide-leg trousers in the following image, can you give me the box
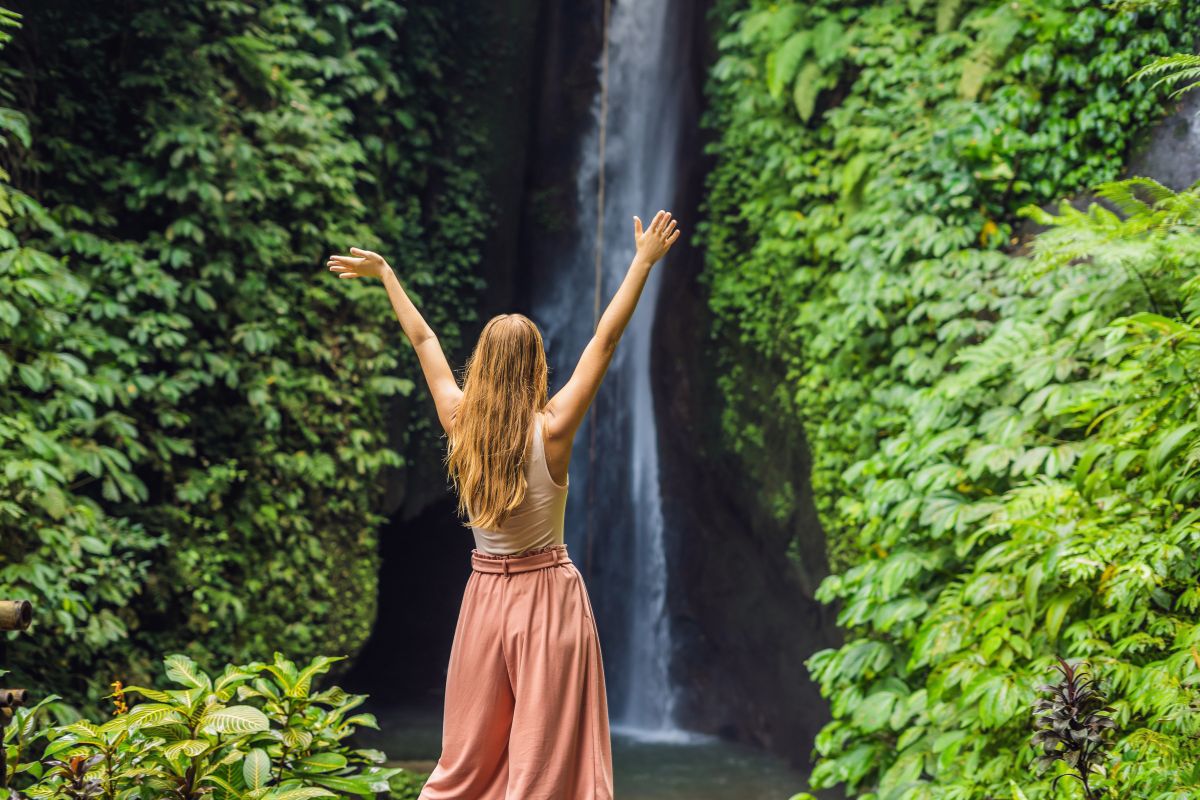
[418,543,614,800]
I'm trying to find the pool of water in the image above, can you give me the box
[351,701,821,800]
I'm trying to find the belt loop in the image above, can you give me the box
[503,559,510,580]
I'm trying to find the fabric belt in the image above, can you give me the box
[471,544,570,577]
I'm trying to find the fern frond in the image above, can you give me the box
[1129,54,1200,98]
[765,5,806,41]
[1130,53,1200,80]
[793,62,825,121]
[958,6,1023,99]
[1106,0,1180,11]
[1095,180,1155,217]
[937,0,965,33]
[811,16,848,67]
[768,31,813,99]
[1120,177,1177,205]
[1163,69,1200,97]
[738,5,805,46]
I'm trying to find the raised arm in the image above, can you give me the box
[545,210,681,441]
[326,247,463,434]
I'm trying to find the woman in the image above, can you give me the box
[327,209,681,799]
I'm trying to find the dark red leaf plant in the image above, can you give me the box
[1030,656,1117,799]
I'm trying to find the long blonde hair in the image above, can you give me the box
[445,313,549,530]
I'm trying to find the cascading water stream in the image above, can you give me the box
[532,0,695,742]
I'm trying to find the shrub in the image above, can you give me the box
[3,653,416,799]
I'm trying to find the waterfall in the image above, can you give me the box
[531,0,693,742]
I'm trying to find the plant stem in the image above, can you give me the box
[1080,765,1094,800]
[104,747,115,800]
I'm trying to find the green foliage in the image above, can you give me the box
[743,8,852,122]
[702,0,1185,567]
[0,1,490,706]
[9,652,405,799]
[1,670,69,791]
[700,0,1200,797]
[1131,52,1200,98]
[386,771,428,800]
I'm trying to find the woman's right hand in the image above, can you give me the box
[326,247,391,280]
[633,210,681,266]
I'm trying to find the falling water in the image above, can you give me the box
[532,0,694,742]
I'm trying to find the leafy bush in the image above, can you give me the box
[699,0,1200,797]
[0,0,490,705]
[0,4,164,707]
[4,653,413,799]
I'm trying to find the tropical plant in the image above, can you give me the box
[1030,658,1115,798]
[385,771,428,800]
[39,755,104,800]
[1,668,66,791]
[20,653,402,800]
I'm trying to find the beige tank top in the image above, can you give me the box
[469,411,570,556]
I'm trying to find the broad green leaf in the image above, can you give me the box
[293,752,346,774]
[1147,423,1197,475]
[768,32,813,99]
[161,739,210,759]
[125,703,186,730]
[266,788,336,800]
[289,655,345,698]
[244,748,271,790]
[196,705,269,735]
[164,654,212,691]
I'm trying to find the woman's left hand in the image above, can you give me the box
[327,247,391,280]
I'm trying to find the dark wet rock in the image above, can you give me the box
[383,0,551,521]
[1126,89,1200,191]
[650,4,840,768]
[1012,90,1200,251]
